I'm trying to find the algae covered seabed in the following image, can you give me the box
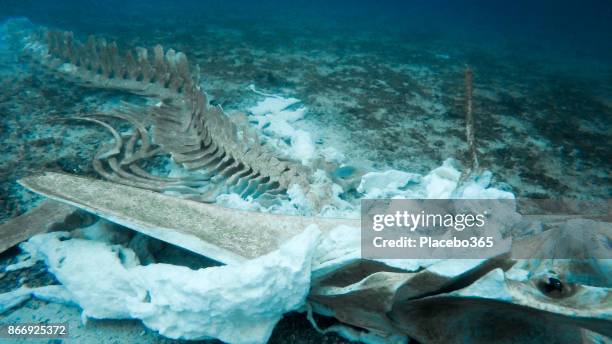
[1,2,612,221]
[0,1,611,343]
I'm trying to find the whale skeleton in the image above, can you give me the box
[1,18,610,343]
[3,18,334,210]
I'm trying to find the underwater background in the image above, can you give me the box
[0,1,611,342]
[1,0,612,221]
[2,0,611,222]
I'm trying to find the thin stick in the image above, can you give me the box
[465,65,479,172]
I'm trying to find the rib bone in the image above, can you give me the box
[12,21,332,210]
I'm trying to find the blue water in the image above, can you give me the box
[2,0,612,73]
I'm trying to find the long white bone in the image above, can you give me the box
[19,172,358,264]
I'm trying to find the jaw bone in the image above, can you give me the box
[18,171,357,264]
[0,200,83,254]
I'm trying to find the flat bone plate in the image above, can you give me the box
[19,172,358,264]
